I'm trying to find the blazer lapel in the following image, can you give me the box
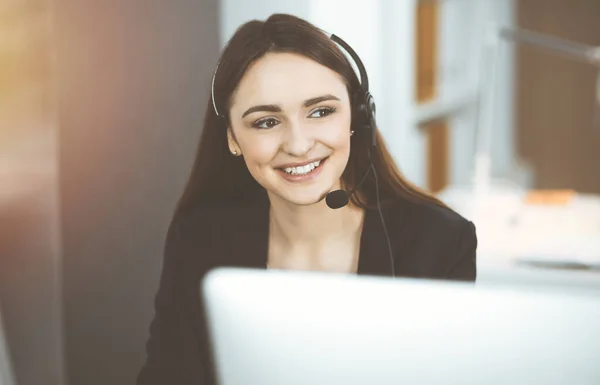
[358,207,395,277]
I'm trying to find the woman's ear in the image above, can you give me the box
[226,128,241,156]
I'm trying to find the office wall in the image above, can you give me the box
[53,0,220,384]
[220,0,309,44]
[516,0,600,193]
[0,2,63,384]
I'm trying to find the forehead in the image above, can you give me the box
[230,52,349,110]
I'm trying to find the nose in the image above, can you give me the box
[280,120,314,157]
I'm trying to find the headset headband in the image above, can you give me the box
[329,34,370,92]
[211,32,370,118]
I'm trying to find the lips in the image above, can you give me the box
[275,156,329,182]
[281,159,321,175]
[275,157,327,170]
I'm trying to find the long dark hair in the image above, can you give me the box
[176,13,447,215]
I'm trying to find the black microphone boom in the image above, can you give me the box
[325,190,349,209]
[325,164,372,209]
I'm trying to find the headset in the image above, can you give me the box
[211,32,395,277]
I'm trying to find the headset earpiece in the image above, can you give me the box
[353,90,377,148]
[364,92,377,148]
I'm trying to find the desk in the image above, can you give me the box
[440,186,600,292]
[477,258,600,296]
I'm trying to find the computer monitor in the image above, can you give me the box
[477,263,600,294]
[202,267,600,385]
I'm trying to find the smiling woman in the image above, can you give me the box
[137,13,478,385]
[226,52,353,207]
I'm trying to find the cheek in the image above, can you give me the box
[319,118,352,153]
[237,134,279,167]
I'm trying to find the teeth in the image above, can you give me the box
[283,160,321,175]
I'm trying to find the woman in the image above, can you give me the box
[137,13,477,385]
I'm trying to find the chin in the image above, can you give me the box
[291,195,328,207]
[272,186,331,207]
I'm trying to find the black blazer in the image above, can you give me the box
[137,194,477,385]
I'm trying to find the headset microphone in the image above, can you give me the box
[324,34,378,211]
[325,190,349,210]
[325,164,372,209]
[324,34,396,277]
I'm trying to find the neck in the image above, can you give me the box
[268,193,364,247]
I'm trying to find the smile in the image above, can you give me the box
[275,157,329,182]
[282,159,322,175]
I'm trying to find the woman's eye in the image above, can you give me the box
[309,107,336,118]
[252,117,280,129]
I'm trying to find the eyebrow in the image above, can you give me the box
[241,94,341,118]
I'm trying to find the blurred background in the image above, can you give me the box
[0,0,598,384]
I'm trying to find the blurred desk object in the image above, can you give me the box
[441,187,600,291]
[0,310,16,385]
[498,25,600,66]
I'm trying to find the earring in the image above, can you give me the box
[232,150,237,156]
[350,130,355,136]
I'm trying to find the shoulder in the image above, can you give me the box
[381,196,474,236]
[378,197,477,280]
[165,198,269,268]
[170,202,233,233]
[171,198,263,236]
[161,204,226,273]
